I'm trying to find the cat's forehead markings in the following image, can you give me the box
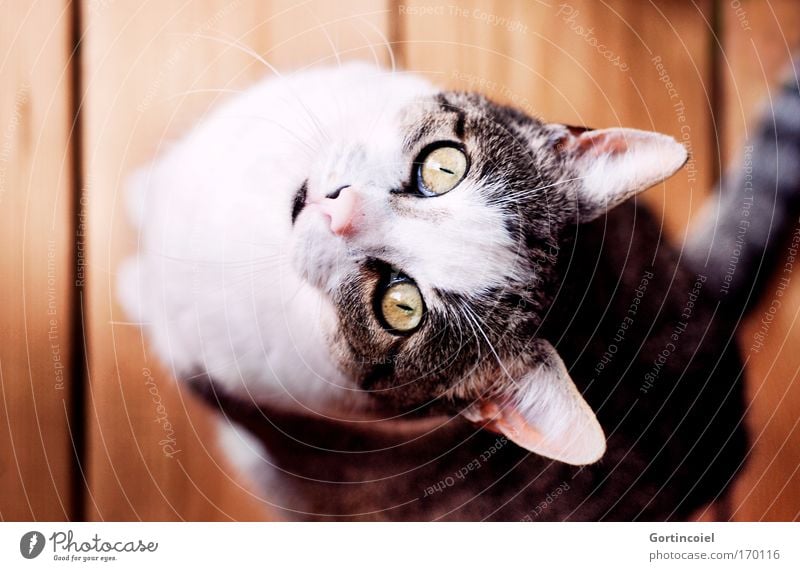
[402,122,433,154]
[401,96,468,153]
[435,93,467,139]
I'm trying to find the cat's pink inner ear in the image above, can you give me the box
[468,396,606,466]
[476,400,606,466]
[570,129,631,157]
[556,127,688,219]
[463,341,606,465]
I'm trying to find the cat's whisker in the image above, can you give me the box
[436,306,489,399]
[189,266,283,291]
[145,264,290,296]
[302,4,342,68]
[164,87,244,102]
[240,114,320,158]
[455,303,482,361]
[442,303,470,361]
[315,282,325,328]
[461,301,503,342]
[492,176,585,203]
[149,252,287,269]
[354,14,397,73]
[460,303,521,389]
[236,238,290,248]
[194,269,299,308]
[286,276,314,306]
[274,89,334,147]
[189,31,334,145]
[492,175,588,204]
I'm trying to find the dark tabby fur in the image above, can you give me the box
[191,67,800,521]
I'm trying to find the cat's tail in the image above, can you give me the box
[684,59,800,316]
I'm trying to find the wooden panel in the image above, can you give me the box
[720,0,800,164]
[81,0,390,520]
[722,0,800,521]
[398,0,716,239]
[0,0,76,520]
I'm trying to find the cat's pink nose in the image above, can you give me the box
[319,186,359,235]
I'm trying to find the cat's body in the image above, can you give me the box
[121,62,800,520]
[195,200,746,521]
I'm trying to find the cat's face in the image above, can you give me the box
[291,93,560,397]
[289,90,687,464]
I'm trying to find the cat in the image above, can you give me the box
[119,61,800,520]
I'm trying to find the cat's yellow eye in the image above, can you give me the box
[419,146,468,195]
[380,281,424,332]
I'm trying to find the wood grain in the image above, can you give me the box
[0,0,76,520]
[80,0,390,520]
[721,0,800,522]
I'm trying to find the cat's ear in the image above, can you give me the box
[552,126,688,220]
[463,340,606,465]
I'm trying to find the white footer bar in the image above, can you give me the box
[1,522,797,570]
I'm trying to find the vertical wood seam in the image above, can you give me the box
[710,0,725,179]
[388,0,405,69]
[68,0,87,522]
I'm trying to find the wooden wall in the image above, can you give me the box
[1,0,799,521]
[0,0,76,520]
[722,0,800,522]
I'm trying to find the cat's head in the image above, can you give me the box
[289,91,687,465]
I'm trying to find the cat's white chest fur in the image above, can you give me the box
[119,63,435,415]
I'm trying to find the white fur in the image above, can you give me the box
[120,63,521,418]
[215,419,275,493]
